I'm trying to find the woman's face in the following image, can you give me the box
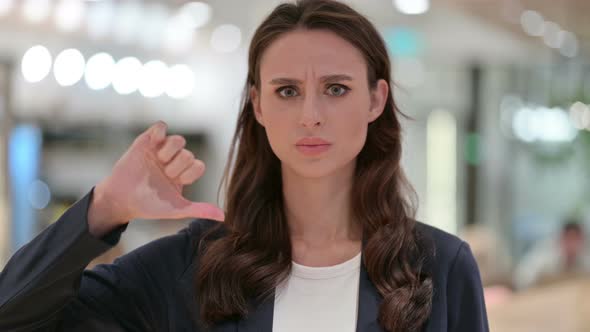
[251,29,388,179]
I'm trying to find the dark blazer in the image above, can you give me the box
[0,188,489,331]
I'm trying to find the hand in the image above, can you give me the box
[88,121,224,236]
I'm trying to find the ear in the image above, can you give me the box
[250,86,265,127]
[367,79,389,123]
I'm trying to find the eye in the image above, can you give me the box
[276,86,299,98]
[326,84,350,97]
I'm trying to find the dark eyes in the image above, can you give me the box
[276,84,350,98]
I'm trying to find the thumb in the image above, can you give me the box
[132,121,167,149]
[135,121,168,146]
[148,121,167,147]
[174,199,225,222]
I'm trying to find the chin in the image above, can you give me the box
[284,157,356,180]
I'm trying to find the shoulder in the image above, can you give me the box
[415,222,489,330]
[115,219,226,281]
[186,218,227,241]
[414,221,479,279]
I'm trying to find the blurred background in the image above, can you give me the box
[0,0,589,330]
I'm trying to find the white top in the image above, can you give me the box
[272,251,362,332]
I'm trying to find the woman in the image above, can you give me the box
[0,0,488,331]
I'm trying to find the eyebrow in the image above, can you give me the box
[268,74,354,85]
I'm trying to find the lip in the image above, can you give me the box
[295,137,331,156]
[296,144,331,156]
[296,137,331,146]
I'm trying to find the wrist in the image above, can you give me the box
[88,181,129,238]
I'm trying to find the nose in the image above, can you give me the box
[299,93,324,128]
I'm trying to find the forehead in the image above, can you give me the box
[259,29,367,80]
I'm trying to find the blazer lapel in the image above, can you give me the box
[178,270,241,332]
[186,239,385,332]
[356,254,386,332]
[232,254,385,332]
[233,246,386,332]
[232,266,384,332]
[236,293,275,332]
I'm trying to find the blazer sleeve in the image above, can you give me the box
[0,187,162,332]
[446,242,490,332]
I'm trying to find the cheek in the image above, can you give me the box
[259,101,293,159]
[340,121,368,159]
[335,105,369,153]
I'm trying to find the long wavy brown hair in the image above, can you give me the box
[196,1,433,331]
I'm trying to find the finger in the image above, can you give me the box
[176,200,225,221]
[133,121,166,147]
[164,149,194,179]
[157,135,186,164]
[177,160,206,185]
[148,121,167,146]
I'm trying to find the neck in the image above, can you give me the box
[281,163,361,248]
